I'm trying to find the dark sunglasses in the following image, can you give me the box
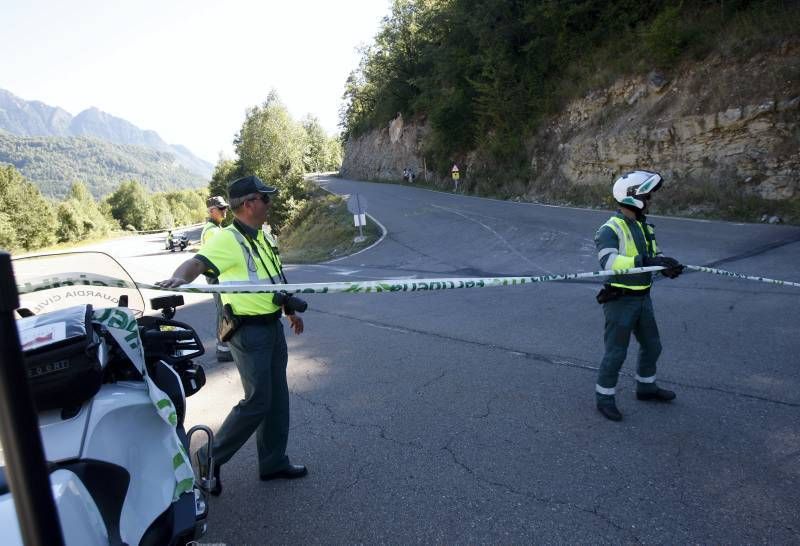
[245,194,270,204]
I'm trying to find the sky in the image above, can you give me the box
[0,0,391,164]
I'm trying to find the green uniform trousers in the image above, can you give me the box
[209,319,290,475]
[596,294,662,404]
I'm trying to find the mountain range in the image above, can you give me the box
[0,88,213,198]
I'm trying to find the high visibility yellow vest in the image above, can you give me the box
[602,216,658,290]
[198,225,284,315]
[200,221,220,246]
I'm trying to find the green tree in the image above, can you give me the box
[0,165,56,251]
[151,194,176,229]
[55,181,114,242]
[104,180,158,231]
[209,157,240,200]
[162,189,206,226]
[302,116,329,173]
[234,91,309,229]
[0,211,17,250]
[323,136,343,170]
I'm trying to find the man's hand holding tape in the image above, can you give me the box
[638,255,684,279]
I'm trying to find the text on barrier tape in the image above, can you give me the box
[16,265,800,296]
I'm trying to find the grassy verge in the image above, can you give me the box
[278,186,381,263]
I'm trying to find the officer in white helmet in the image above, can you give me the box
[593,170,684,421]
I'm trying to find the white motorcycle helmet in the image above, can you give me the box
[612,170,663,211]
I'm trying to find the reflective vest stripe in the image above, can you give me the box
[208,226,283,315]
[606,217,651,291]
[598,247,617,261]
[228,229,262,282]
[603,220,627,256]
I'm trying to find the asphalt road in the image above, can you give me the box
[83,177,800,543]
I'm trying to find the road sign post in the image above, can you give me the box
[451,164,460,192]
[347,194,368,242]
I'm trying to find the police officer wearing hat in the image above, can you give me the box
[593,171,684,421]
[202,195,233,362]
[158,175,307,494]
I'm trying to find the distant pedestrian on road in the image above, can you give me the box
[593,170,684,421]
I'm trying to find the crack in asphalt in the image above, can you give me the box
[430,204,553,274]
[441,431,641,542]
[471,393,500,419]
[384,233,457,270]
[318,462,371,510]
[309,308,800,409]
[291,390,424,450]
[414,369,448,394]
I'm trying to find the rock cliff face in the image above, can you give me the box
[342,41,799,208]
[342,113,433,182]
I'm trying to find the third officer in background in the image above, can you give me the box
[202,195,232,362]
[594,171,684,422]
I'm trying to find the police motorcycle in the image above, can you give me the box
[0,251,215,545]
[166,232,189,252]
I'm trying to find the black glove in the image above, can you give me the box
[640,255,683,278]
[661,265,684,279]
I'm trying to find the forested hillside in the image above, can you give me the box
[339,0,799,221]
[0,132,207,199]
[0,91,344,254]
[342,0,796,168]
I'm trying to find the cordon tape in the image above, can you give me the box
[17,264,800,296]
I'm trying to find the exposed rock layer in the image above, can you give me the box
[342,42,799,203]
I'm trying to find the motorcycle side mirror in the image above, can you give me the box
[150,294,184,320]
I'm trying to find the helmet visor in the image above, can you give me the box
[635,174,662,195]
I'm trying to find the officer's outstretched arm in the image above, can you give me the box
[156,258,207,288]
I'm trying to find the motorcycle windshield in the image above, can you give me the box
[13,251,146,317]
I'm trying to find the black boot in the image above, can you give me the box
[597,401,623,421]
[636,388,676,402]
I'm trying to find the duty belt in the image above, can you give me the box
[237,310,282,325]
[613,286,650,296]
